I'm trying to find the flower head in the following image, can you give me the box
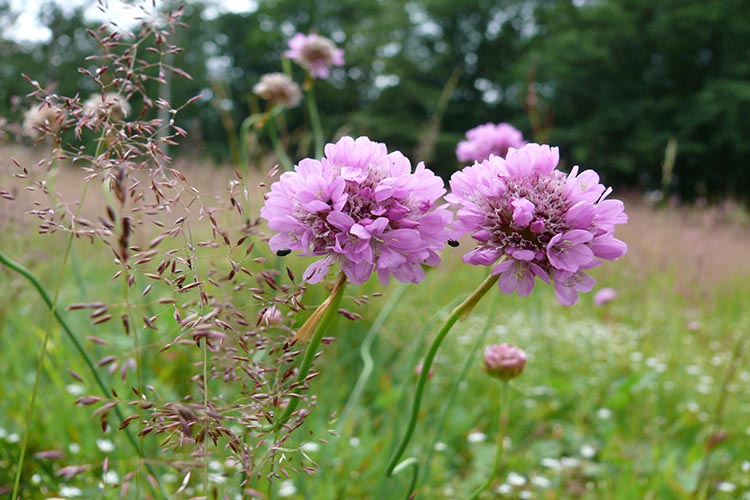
[260,136,453,285]
[593,287,618,306]
[456,122,526,163]
[253,73,302,108]
[83,92,131,121]
[23,102,65,138]
[484,343,526,381]
[285,33,344,79]
[447,143,627,305]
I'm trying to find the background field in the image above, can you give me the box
[1,144,749,499]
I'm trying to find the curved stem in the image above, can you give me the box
[337,282,409,434]
[421,299,498,483]
[385,272,499,478]
[275,273,347,430]
[468,381,509,500]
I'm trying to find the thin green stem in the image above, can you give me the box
[266,114,294,172]
[202,337,209,497]
[692,328,748,499]
[337,282,409,434]
[468,381,509,500]
[421,299,498,483]
[0,250,166,498]
[385,272,499,478]
[275,273,347,430]
[304,78,324,159]
[8,170,87,499]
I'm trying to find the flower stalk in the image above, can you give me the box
[468,380,510,499]
[275,273,347,430]
[304,77,324,159]
[385,272,499,478]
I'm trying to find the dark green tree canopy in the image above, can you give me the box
[1,0,748,200]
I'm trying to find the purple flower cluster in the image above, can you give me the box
[285,33,345,79]
[447,143,628,305]
[260,136,453,285]
[456,122,526,163]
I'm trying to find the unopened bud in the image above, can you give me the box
[483,343,526,381]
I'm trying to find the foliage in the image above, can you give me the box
[1,0,749,199]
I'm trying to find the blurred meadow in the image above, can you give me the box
[1,1,750,499]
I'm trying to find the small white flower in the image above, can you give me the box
[208,472,226,484]
[278,480,297,497]
[96,439,115,453]
[531,475,551,488]
[561,457,580,468]
[59,485,83,497]
[66,384,85,396]
[717,482,736,493]
[8,433,20,443]
[541,458,561,470]
[467,431,487,443]
[742,461,749,472]
[102,470,119,485]
[496,483,512,494]
[580,444,596,459]
[301,441,320,452]
[31,473,42,485]
[519,491,533,499]
[69,443,81,454]
[434,441,448,452]
[507,471,526,486]
[685,365,701,375]
[596,408,612,419]
[349,437,360,447]
[0,428,6,439]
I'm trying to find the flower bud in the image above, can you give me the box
[483,343,526,381]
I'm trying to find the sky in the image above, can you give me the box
[6,0,258,42]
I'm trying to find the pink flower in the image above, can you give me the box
[260,136,453,285]
[483,343,527,381]
[447,143,628,305]
[252,73,302,107]
[285,33,345,79]
[593,287,617,305]
[456,122,526,163]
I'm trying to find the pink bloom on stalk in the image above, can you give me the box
[260,136,453,285]
[285,33,345,79]
[593,287,618,306]
[447,143,628,306]
[483,343,527,381]
[456,123,526,163]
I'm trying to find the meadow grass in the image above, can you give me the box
[1,150,750,499]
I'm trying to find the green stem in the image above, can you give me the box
[0,250,166,498]
[305,78,324,159]
[275,273,347,430]
[468,381,509,500]
[385,272,499,478]
[337,282,409,434]
[266,113,294,172]
[421,299,498,483]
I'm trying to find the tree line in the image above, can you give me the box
[1,0,748,201]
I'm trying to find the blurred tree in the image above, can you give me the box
[1,0,748,200]
[527,0,750,200]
